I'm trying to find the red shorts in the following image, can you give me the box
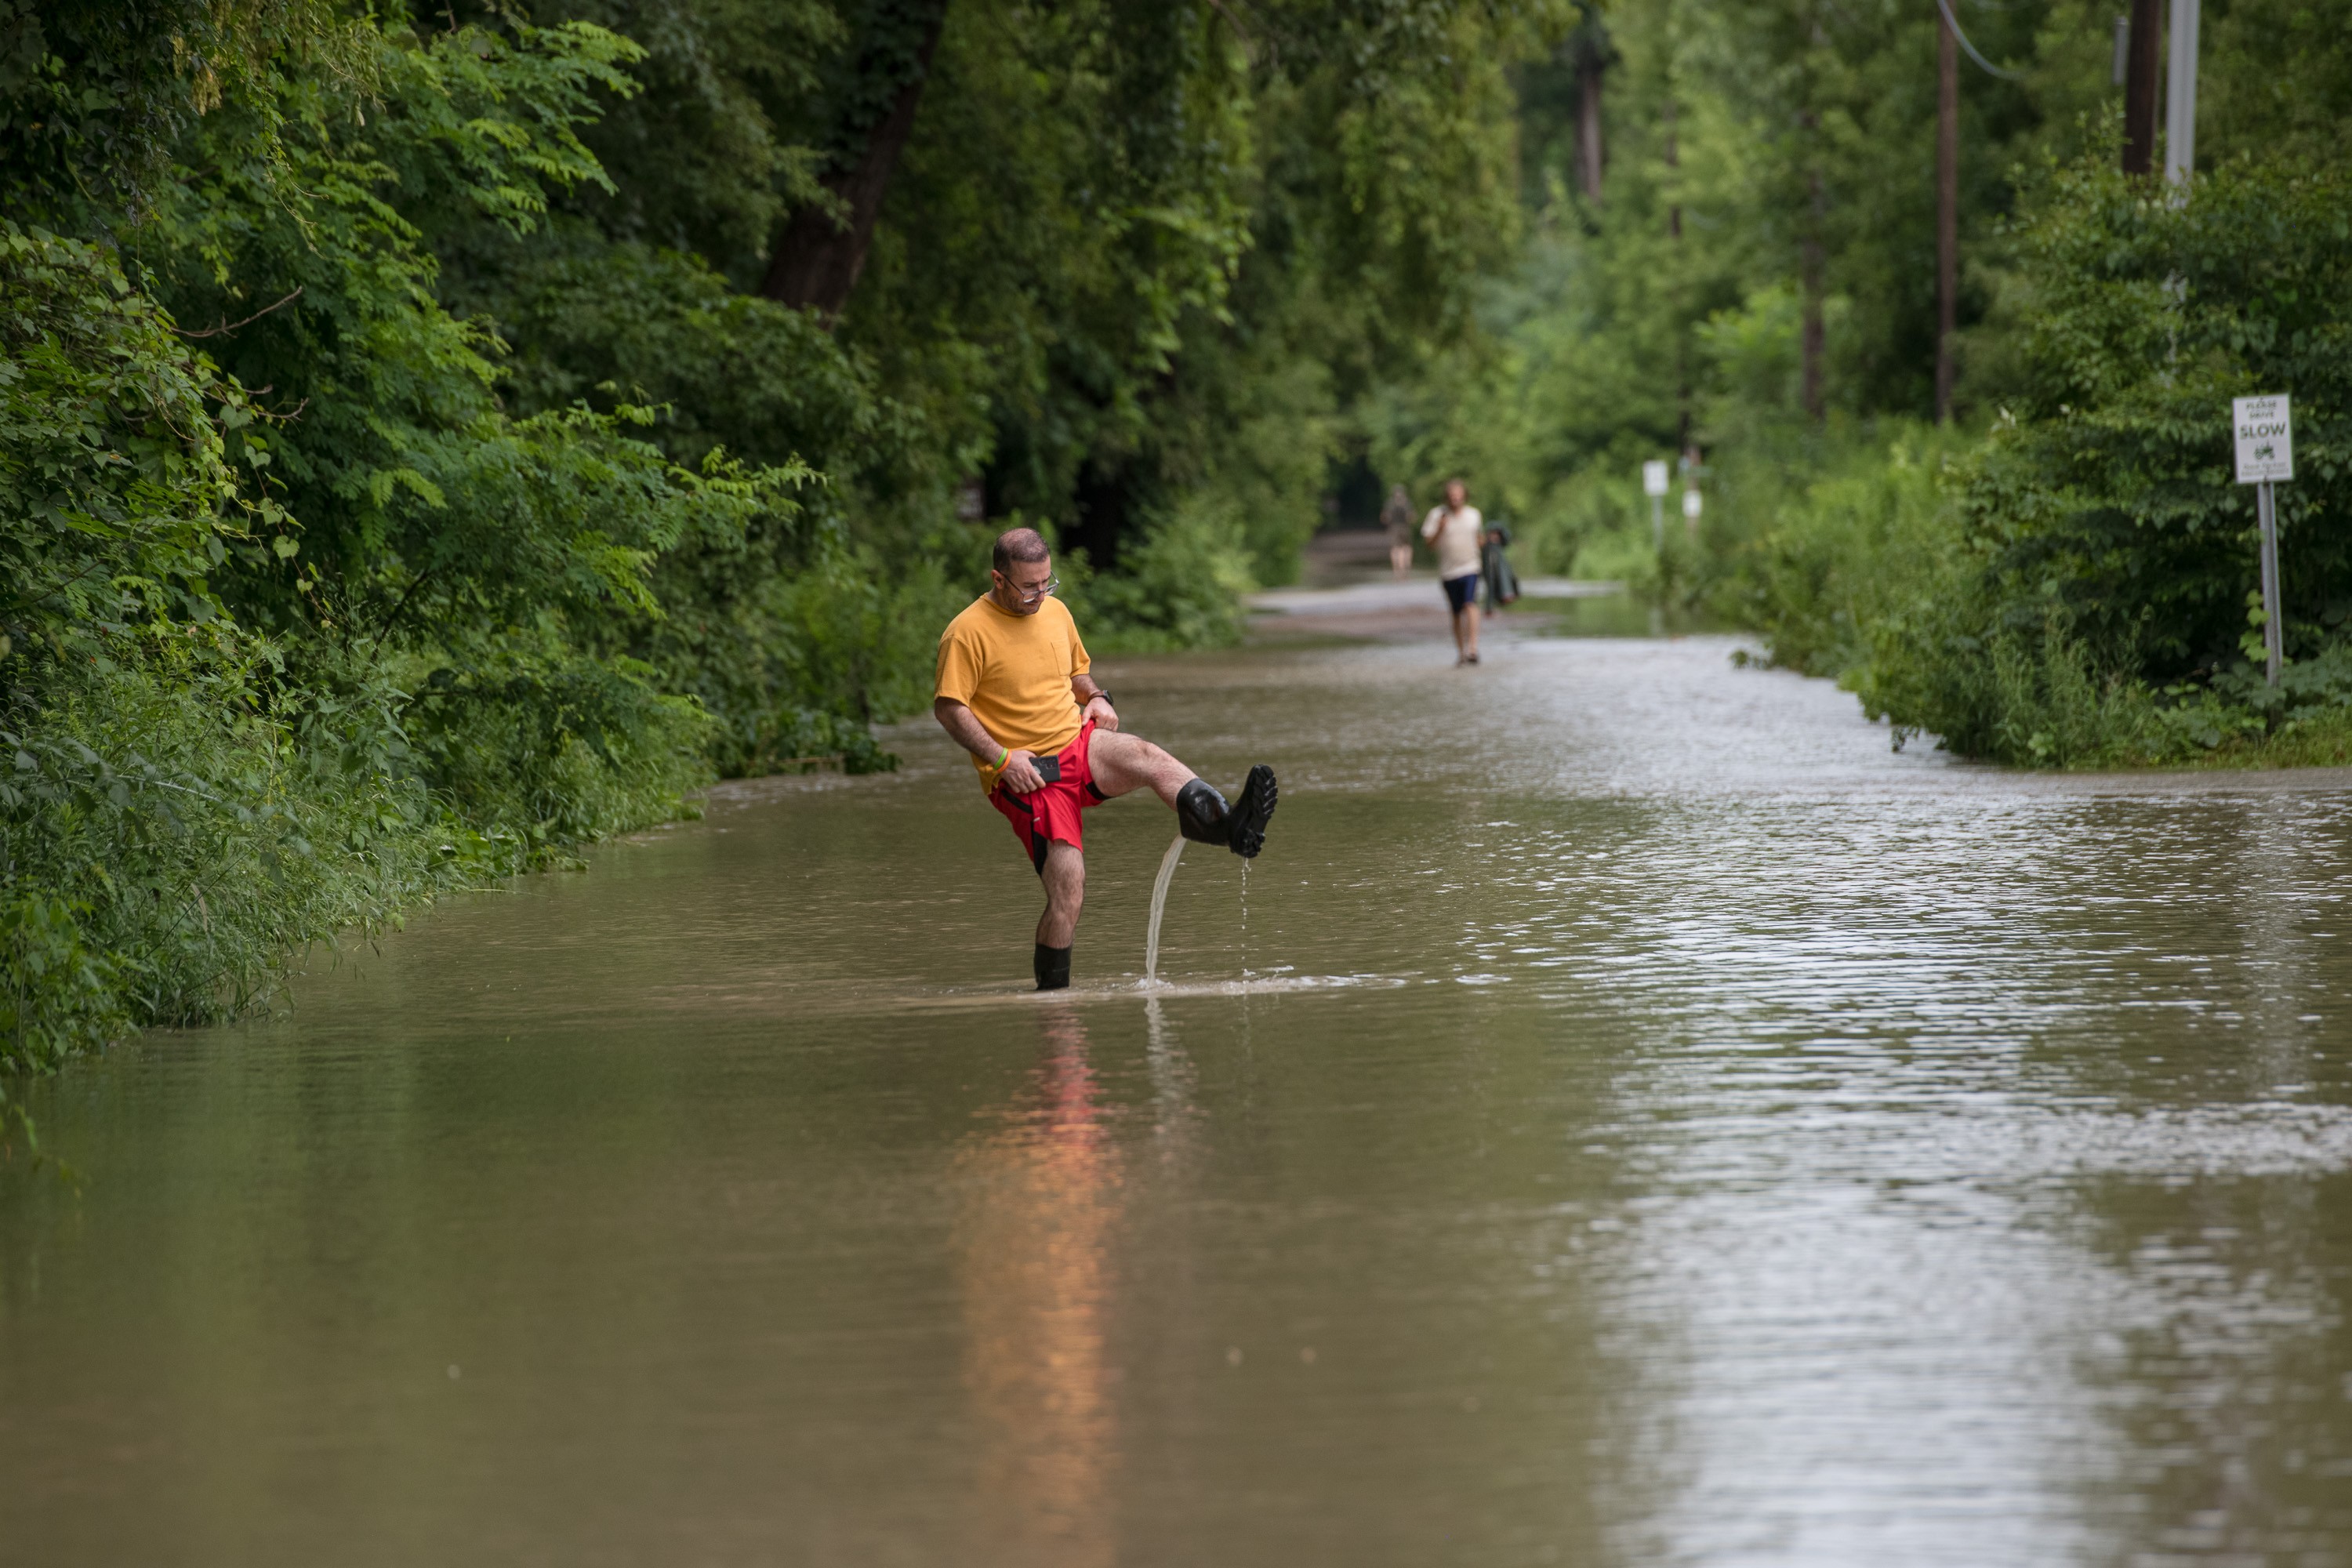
[989,721,1107,874]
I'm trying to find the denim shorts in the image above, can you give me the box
[1442,572,1481,613]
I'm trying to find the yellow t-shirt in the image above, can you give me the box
[935,593,1092,789]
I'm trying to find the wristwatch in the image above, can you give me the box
[1090,690,1115,709]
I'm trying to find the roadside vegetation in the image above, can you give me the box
[1373,0,2351,769]
[8,0,2348,1080]
[0,0,1543,1075]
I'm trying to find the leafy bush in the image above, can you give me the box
[1715,151,2352,769]
[1958,154,2352,682]
[4,649,437,1049]
[0,26,819,1073]
[1071,497,1259,653]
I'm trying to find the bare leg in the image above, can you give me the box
[1086,728,1196,808]
[1038,841,1083,947]
[1463,599,1481,661]
[1389,543,1411,577]
[1450,605,1469,662]
[1089,724,1276,859]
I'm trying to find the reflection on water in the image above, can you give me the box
[958,1009,1121,1566]
[4,630,2352,1565]
[1527,591,1723,639]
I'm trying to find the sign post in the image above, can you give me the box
[2231,394,2294,685]
[1643,460,1670,551]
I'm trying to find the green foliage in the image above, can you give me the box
[1712,423,1965,680]
[404,646,713,845]
[1708,422,2171,767]
[0,0,368,224]
[1,0,1556,1079]
[5,646,439,1044]
[0,212,438,1071]
[1064,497,1259,654]
[0,13,818,1073]
[1960,156,2352,680]
[0,223,283,648]
[1715,152,2352,768]
[2,894,126,1078]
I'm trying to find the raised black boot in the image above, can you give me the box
[1176,777,1233,846]
[1225,764,1277,858]
[1033,942,1072,991]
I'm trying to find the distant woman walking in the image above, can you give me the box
[1381,483,1415,577]
[1421,478,1485,665]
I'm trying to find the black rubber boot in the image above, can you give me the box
[1175,778,1232,847]
[1225,764,1277,858]
[1033,943,1072,991]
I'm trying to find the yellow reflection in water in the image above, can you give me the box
[955,1006,1124,1566]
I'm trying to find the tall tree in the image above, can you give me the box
[2122,0,2161,172]
[759,0,948,314]
[1573,14,1609,203]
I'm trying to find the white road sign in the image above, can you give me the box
[2233,395,2293,484]
[1642,460,1670,497]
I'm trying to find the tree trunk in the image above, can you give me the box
[2122,0,2161,174]
[1575,41,1606,204]
[1801,128,1824,423]
[1662,97,1680,239]
[1664,94,1688,446]
[1935,6,1958,423]
[760,0,949,317]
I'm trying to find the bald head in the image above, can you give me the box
[993,528,1050,575]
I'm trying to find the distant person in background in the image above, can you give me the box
[1381,483,1415,577]
[1421,478,1485,665]
[1482,515,1520,612]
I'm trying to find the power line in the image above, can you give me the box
[1934,0,2027,78]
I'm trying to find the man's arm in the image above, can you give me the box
[934,698,1047,793]
[1071,675,1118,732]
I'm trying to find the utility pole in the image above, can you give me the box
[1934,3,1958,423]
[1798,12,1828,424]
[1664,85,1693,452]
[1574,19,1607,203]
[2121,0,2161,173]
[2163,0,2199,184]
[1801,144,1825,423]
[1662,99,1680,241]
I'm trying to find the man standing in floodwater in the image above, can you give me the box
[934,528,1279,991]
[1422,477,1485,665]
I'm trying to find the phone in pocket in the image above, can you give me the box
[1032,755,1062,784]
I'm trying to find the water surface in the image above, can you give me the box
[7,625,2352,1566]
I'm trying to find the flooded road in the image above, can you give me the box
[8,612,2352,1566]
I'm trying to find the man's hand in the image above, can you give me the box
[1000,748,1047,794]
[1083,695,1119,731]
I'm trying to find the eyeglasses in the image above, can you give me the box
[1000,573,1059,601]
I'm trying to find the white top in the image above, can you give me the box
[1421,504,1484,579]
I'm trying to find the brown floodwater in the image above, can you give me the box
[7,615,2352,1566]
